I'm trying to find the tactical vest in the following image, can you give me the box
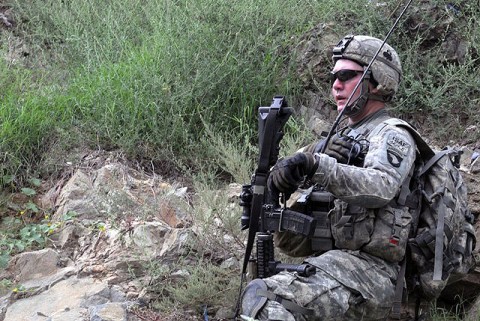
[273,185,336,257]
[276,111,414,260]
[328,113,415,263]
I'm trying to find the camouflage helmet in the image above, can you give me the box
[332,35,402,101]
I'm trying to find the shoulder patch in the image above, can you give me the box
[386,133,411,168]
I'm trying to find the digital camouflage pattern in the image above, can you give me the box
[311,114,415,210]
[274,110,417,262]
[242,110,419,319]
[246,250,398,321]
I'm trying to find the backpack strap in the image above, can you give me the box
[369,118,434,319]
[419,149,450,176]
[391,257,407,319]
[256,288,315,315]
[417,149,451,281]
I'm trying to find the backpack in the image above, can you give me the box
[380,119,477,306]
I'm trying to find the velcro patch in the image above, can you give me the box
[386,134,411,167]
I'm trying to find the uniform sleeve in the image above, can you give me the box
[311,125,417,208]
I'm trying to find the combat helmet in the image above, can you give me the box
[332,35,402,113]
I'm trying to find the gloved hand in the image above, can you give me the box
[324,134,359,164]
[268,152,317,195]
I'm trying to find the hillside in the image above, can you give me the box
[1,1,479,320]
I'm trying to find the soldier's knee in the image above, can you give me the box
[241,279,268,318]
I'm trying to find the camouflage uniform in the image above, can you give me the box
[257,250,398,321]
[241,109,418,320]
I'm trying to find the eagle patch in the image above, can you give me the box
[386,134,411,168]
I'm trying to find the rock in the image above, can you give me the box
[0,159,201,318]
[215,306,235,319]
[3,277,111,321]
[170,269,190,281]
[8,248,60,283]
[227,183,242,202]
[54,223,87,249]
[48,164,192,228]
[88,302,127,321]
[52,170,97,220]
[127,221,171,256]
[220,257,239,270]
[157,201,189,228]
[463,171,480,216]
[15,266,76,299]
[120,221,193,260]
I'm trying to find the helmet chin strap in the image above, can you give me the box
[343,70,387,117]
[343,70,371,117]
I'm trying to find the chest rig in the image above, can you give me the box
[297,112,393,254]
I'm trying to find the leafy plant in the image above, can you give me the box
[0,216,55,268]
[0,176,76,268]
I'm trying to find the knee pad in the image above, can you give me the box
[241,279,268,318]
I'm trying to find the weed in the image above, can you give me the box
[3,0,478,178]
[0,176,76,268]
[151,259,240,317]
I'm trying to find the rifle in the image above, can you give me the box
[233,96,325,318]
[237,95,316,288]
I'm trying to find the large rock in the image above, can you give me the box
[7,248,62,283]
[3,277,120,321]
[43,163,191,228]
[0,246,133,321]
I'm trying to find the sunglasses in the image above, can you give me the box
[330,69,363,84]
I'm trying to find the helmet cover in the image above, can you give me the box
[332,35,402,101]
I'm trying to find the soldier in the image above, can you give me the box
[241,35,416,320]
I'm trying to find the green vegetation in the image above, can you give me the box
[0,0,479,319]
[0,176,76,268]
[145,259,240,316]
[1,0,477,183]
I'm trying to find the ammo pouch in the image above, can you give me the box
[362,203,412,263]
[330,199,412,263]
[330,199,374,250]
[274,188,335,257]
[309,191,335,253]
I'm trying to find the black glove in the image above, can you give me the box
[324,134,359,164]
[268,152,317,195]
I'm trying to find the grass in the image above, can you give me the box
[391,3,480,140]
[2,0,439,180]
[149,260,240,317]
[1,0,479,319]
[11,1,478,179]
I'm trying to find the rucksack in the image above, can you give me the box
[380,119,477,304]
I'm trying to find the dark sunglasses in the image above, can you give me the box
[330,69,363,84]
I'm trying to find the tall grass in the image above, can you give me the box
[1,0,396,179]
[392,4,480,141]
[0,62,68,178]
[1,0,479,180]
